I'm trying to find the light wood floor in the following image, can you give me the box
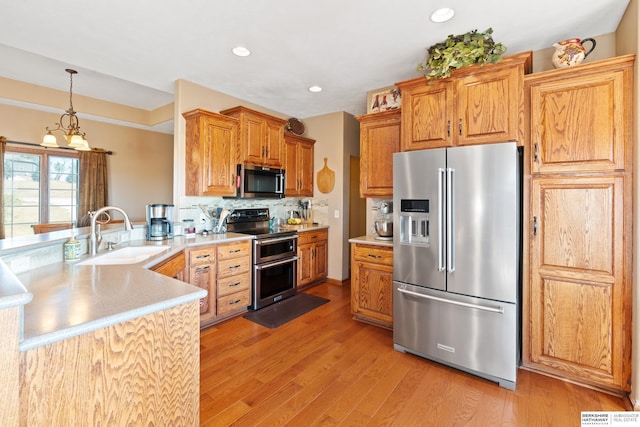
[200,282,629,426]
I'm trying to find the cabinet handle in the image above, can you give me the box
[458,118,462,136]
[368,254,382,259]
[229,299,242,305]
[447,120,451,137]
[196,265,210,272]
[196,254,211,260]
[533,143,539,163]
[229,249,241,254]
[533,216,538,236]
[229,282,240,287]
[229,264,241,269]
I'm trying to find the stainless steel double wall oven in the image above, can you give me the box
[226,208,298,310]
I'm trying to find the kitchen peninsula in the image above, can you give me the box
[0,227,251,425]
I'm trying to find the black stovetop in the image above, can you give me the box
[226,208,296,239]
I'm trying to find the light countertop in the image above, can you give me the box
[348,235,393,248]
[8,232,253,351]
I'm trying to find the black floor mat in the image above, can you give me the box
[243,293,330,329]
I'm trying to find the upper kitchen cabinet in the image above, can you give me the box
[220,106,287,168]
[397,51,532,151]
[284,133,315,197]
[183,109,239,197]
[527,55,633,174]
[355,110,400,198]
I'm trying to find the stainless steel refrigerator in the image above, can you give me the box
[392,142,521,390]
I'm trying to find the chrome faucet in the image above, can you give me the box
[89,206,134,256]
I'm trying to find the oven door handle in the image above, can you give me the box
[254,256,299,270]
[255,235,298,245]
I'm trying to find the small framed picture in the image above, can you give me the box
[368,87,401,113]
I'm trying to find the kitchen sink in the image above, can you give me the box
[77,245,170,265]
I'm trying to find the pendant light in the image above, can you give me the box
[41,68,91,151]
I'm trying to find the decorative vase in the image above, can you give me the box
[551,38,596,68]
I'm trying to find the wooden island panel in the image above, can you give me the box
[20,301,200,426]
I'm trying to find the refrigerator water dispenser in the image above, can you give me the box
[399,199,429,246]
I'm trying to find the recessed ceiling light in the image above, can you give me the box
[308,86,322,93]
[232,46,251,57]
[430,8,455,23]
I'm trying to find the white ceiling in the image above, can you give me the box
[0,0,630,129]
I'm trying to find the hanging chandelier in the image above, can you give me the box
[41,68,91,151]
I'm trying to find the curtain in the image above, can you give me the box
[78,149,109,225]
[0,136,5,239]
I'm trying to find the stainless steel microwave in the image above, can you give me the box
[229,164,285,199]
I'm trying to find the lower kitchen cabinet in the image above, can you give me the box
[297,228,328,289]
[350,243,393,329]
[187,246,217,325]
[150,250,186,280]
[216,241,251,319]
[187,240,252,328]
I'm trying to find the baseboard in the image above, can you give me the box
[324,277,349,286]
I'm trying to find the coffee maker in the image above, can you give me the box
[146,204,174,241]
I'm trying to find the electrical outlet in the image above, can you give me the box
[334,210,340,219]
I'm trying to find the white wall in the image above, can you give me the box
[0,103,173,222]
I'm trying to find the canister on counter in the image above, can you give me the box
[63,236,81,262]
[183,219,196,238]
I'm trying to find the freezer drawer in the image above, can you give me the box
[393,282,518,389]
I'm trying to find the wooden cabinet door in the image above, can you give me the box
[400,79,454,150]
[284,134,315,197]
[529,175,630,391]
[456,65,521,146]
[298,243,314,287]
[284,137,299,195]
[190,263,215,316]
[183,109,238,197]
[352,260,393,326]
[188,246,217,324]
[312,239,328,281]
[528,68,628,174]
[298,140,314,196]
[357,110,400,197]
[264,119,284,167]
[243,114,267,165]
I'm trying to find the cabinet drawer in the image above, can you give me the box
[189,247,216,265]
[353,244,393,266]
[217,241,251,260]
[298,229,328,245]
[218,257,251,279]
[217,290,251,316]
[218,272,251,297]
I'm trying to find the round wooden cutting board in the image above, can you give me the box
[317,158,335,194]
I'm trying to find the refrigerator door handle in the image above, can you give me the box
[446,167,455,273]
[397,287,505,314]
[438,168,446,271]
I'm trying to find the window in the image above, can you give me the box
[3,146,79,238]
